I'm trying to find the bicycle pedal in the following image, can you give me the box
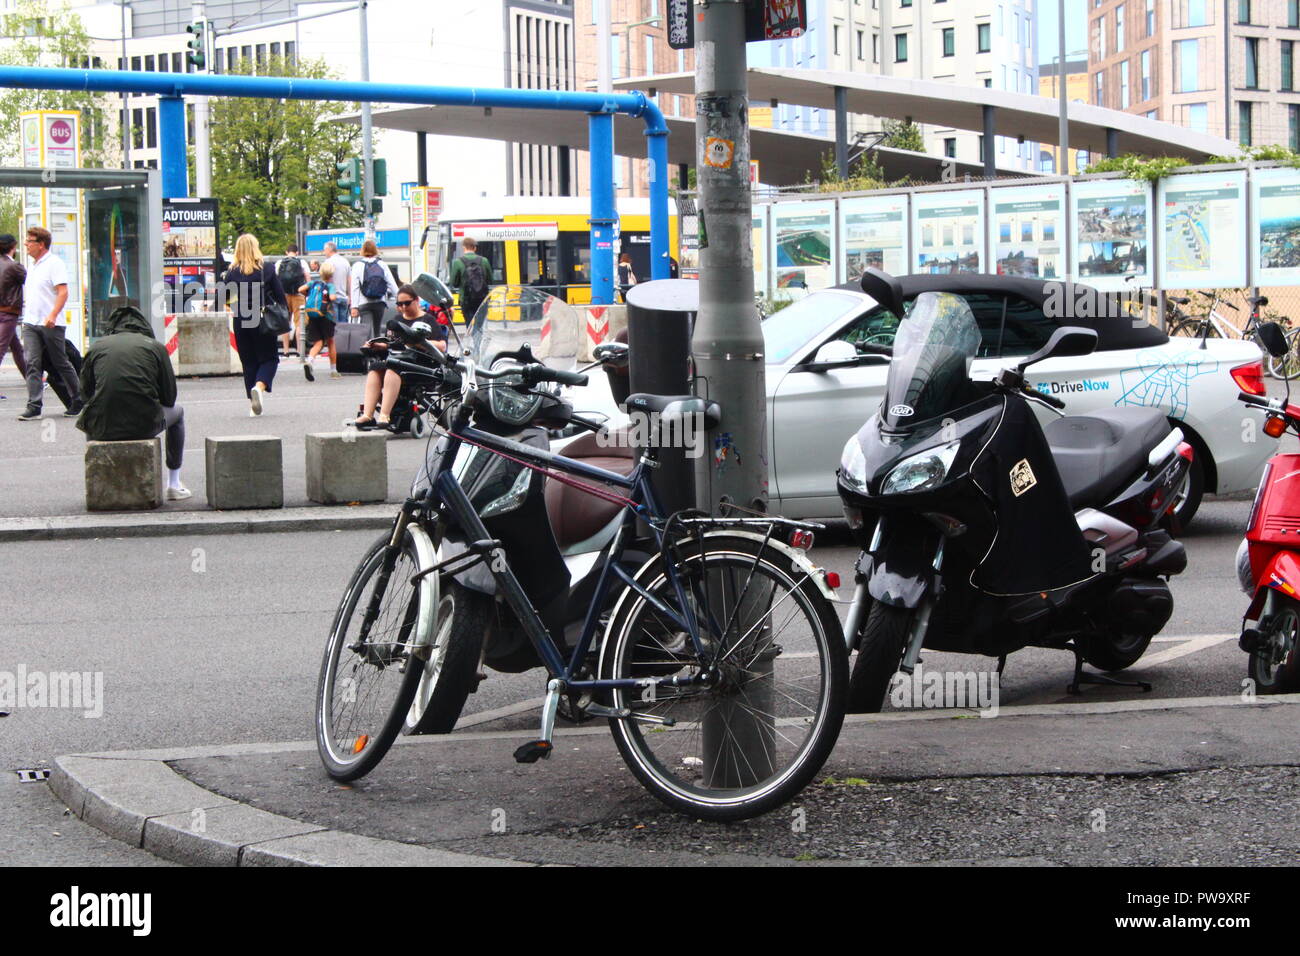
[513,740,553,764]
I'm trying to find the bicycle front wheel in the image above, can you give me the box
[316,531,432,780]
[599,534,846,821]
[1168,318,1215,339]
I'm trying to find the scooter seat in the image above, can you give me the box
[1044,407,1172,510]
[546,430,636,551]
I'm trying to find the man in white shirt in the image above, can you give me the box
[17,226,81,421]
[323,242,352,325]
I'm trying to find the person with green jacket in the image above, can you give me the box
[76,306,190,501]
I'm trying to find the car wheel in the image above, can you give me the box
[1168,451,1204,532]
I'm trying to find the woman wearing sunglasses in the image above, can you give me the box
[352,284,448,429]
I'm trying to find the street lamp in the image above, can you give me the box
[1051,48,1087,174]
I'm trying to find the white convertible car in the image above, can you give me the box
[760,274,1275,527]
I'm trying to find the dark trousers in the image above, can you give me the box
[0,314,26,376]
[356,301,386,337]
[21,324,80,409]
[156,404,185,470]
[233,323,279,395]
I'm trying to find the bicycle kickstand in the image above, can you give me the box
[513,678,564,764]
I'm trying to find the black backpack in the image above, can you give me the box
[360,259,389,300]
[461,256,489,312]
[277,256,306,292]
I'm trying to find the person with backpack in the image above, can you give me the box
[298,262,341,381]
[449,236,492,326]
[617,252,637,303]
[349,239,398,337]
[276,243,308,357]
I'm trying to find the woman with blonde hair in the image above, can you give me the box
[349,237,398,336]
[221,232,287,415]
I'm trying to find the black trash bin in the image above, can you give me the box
[624,279,699,516]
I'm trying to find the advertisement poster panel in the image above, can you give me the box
[771,199,836,291]
[1070,177,1151,291]
[20,110,84,344]
[163,197,219,308]
[989,183,1065,278]
[1158,169,1247,289]
[840,193,908,280]
[1252,166,1300,284]
[87,194,142,339]
[912,189,984,274]
[752,205,768,298]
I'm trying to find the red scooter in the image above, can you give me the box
[1236,322,1300,693]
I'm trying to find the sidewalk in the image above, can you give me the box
[49,694,1300,866]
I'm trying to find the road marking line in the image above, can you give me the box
[1137,633,1236,668]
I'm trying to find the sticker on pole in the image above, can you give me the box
[704,137,735,169]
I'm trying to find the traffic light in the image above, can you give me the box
[336,158,362,209]
[370,158,387,197]
[185,21,206,70]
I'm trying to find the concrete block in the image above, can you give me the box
[305,431,388,504]
[205,436,283,510]
[84,439,163,512]
[176,311,234,376]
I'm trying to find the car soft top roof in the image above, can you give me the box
[837,273,1169,351]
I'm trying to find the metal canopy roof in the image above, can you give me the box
[614,68,1241,162]
[349,104,1013,186]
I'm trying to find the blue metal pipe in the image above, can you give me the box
[0,66,673,277]
[588,111,616,306]
[158,95,187,198]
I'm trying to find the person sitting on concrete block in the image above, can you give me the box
[76,305,191,501]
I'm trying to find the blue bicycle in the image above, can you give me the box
[313,321,847,820]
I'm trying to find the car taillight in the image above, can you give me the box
[1231,361,1266,396]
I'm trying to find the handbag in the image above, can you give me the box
[256,263,292,335]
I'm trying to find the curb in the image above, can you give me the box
[48,694,1300,867]
[0,505,395,542]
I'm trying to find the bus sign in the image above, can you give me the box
[451,221,559,242]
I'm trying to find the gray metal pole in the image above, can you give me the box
[1224,0,1232,140]
[834,85,848,178]
[120,0,130,169]
[192,0,211,197]
[693,0,773,788]
[359,0,375,238]
[1058,0,1068,173]
[982,104,996,178]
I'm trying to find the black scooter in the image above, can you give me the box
[837,275,1191,711]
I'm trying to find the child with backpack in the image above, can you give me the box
[349,239,399,336]
[299,262,341,380]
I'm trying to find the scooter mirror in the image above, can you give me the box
[413,273,454,310]
[1018,325,1098,371]
[1257,321,1289,359]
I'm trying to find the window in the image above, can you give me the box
[1096,13,1106,59]
[997,7,1003,36]
[1174,38,1199,92]
[977,22,990,52]
[1292,105,1300,150]
[1238,0,1251,25]
[145,107,156,149]
[1239,101,1253,145]
[901,0,911,6]
[131,56,141,71]
[942,27,954,57]
[131,107,143,149]
[1094,70,1104,105]
[1245,37,1260,89]
[271,42,281,58]
[1285,40,1295,91]
[1141,49,1151,100]
[1188,0,1207,27]
[1291,0,1300,29]
[1188,102,1208,131]
[856,30,864,60]
[1115,6,1124,52]
[944,137,956,157]
[984,77,992,87]
[144,55,154,71]
[1120,60,1130,107]
[895,32,908,62]
[872,33,878,62]
[834,24,841,55]
[285,42,295,64]
[172,51,182,73]
[1146,0,1155,36]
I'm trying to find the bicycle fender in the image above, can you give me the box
[403,523,441,635]
[436,531,498,596]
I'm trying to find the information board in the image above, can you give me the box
[911,190,984,274]
[1158,169,1247,289]
[840,193,908,280]
[771,199,836,291]
[1252,166,1300,285]
[1070,177,1151,291]
[989,183,1065,279]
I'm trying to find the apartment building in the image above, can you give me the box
[748,0,1040,173]
[1089,0,1300,148]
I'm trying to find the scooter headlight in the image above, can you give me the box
[839,436,869,494]
[1236,538,1254,595]
[880,440,961,495]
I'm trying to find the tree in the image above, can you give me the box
[880,119,925,153]
[208,54,367,253]
[0,0,117,236]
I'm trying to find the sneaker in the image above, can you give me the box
[17,406,40,421]
[303,362,315,382]
[249,388,263,416]
[63,401,83,418]
[165,485,192,501]
[330,370,342,379]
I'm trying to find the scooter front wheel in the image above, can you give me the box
[1250,603,1300,693]
[846,603,911,713]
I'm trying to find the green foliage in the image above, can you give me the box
[209,54,366,253]
[811,148,891,193]
[880,119,925,153]
[1082,154,1193,183]
[0,0,116,237]
[1207,144,1300,168]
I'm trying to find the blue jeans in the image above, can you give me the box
[334,300,350,324]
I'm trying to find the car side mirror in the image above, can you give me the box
[1257,321,1289,358]
[803,340,886,372]
[1017,326,1098,371]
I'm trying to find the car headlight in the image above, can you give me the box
[839,436,869,493]
[880,440,961,495]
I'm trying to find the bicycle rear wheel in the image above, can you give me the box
[316,531,431,780]
[599,533,846,821]
[1266,327,1300,381]
[1168,318,1216,338]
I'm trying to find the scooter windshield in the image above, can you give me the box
[469,286,581,371]
[881,291,982,430]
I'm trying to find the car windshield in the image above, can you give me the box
[882,291,982,430]
[762,290,868,364]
